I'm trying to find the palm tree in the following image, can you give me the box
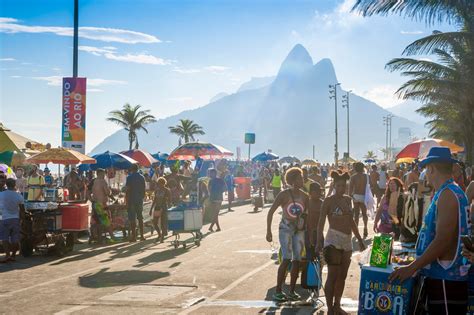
[352,0,474,163]
[364,151,377,160]
[107,103,157,150]
[168,119,205,144]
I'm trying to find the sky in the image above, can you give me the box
[0,0,455,152]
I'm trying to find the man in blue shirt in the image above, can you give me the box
[0,178,25,263]
[125,164,146,242]
[390,147,470,314]
[207,169,226,232]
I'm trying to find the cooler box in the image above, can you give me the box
[235,177,251,200]
[45,210,62,232]
[359,264,415,315]
[168,205,185,231]
[168,210,184,231]
[60,203,89,231]
[184,208,203,231]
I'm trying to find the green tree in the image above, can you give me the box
[364,150,377,160]
[107,103,156,150]
[168,119,205,144]
[353,0,474,163]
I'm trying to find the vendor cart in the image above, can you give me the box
[168,203,202,249]
[21,201,89,257]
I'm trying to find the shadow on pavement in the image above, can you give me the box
[133,246,188,268]
[263,286,322,314]
[78,267,169,288]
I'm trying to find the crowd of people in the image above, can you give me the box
[264,148,474,315]
[1,148,474,314]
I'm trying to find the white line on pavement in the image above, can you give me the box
[179,259,274,314]
[53,305,90,315]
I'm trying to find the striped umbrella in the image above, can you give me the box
[396,138,464,164]
[168,142,233,160]
[121,149,158,167]
[25,148,96,165]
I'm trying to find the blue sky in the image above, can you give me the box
[0,0,454,151]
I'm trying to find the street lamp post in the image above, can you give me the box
[73,0,79,77]
[383,114,394,160]
[342,90,351,160]
[329,83,341,166]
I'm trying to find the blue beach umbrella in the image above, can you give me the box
[86,151,138,170]
[252,152,279,162]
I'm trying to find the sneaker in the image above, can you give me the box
[287,292,301,301]
[272,292,288,302]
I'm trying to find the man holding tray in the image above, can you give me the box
[389,147,470,314]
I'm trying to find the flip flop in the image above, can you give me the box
[287,292,301,301]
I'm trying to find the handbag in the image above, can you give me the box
[323,245,343,265]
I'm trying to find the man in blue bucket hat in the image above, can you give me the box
[390,147,470,314]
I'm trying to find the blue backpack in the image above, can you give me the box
[301,260,322,290]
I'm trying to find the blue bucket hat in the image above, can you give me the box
[419,147,459,168]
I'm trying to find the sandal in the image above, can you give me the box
[287,292,301,301]
[272,292,288,302]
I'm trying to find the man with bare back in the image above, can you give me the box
[349,162,369,238]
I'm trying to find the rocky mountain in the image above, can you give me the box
[388,101,428,126]
[91,44,426,161]
[237,76,275,92]
[209,92,229,103]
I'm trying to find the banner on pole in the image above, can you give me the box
[62,77,86,153]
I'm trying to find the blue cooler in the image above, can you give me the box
[167,204,185,231]
[359,264,415,315]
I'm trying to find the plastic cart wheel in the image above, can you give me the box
[195,240,201,246]
[183,243,187,249]
[65,233,74,252]
[173,242,179,249]
[21,238,34,257]
[55,239,66,257]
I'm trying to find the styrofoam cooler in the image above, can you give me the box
[359,264,415,315]
[168,210,185,231]
[184,209,202,231]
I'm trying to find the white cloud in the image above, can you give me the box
[79,45,171,65]
[0,58,15,61]
[10,75,21,78]
[33,75,126,87]
[88,88,103,93]
[400,30,424,35]
[0,17,160,44]
[104,52,170,65]
[310,0,363,30]
[357,84,404,108]
[172,67,201,74]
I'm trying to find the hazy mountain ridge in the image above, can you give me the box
[92,44,426,161]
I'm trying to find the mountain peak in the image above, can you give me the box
[277,44,313,77]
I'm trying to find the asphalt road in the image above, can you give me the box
[0,203,374,314]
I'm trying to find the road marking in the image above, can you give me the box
[53,305,90,315]
[179,259,274,314]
